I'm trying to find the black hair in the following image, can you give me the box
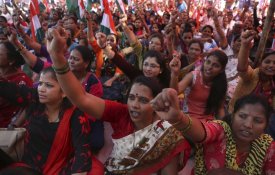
[182,26,194,35]
[73,45,94,71]
[188,39,204,53]
[0,16,7,23]
[0,42,25,68]
[224,95,272,126]
[184,23,195,34]
[131,75,162,97]
[262,50,275,62]
[67,15,77,24]
[203,50,228,115]
[143,50,171,88]
[25,67,72,119]
[202,25,214,33]
[149,32,164,47]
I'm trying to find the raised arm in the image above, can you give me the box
[96,32,142,80]
[85,11,96,43]
[237,30,255,72]
[8,28,38,68]
[178,72,193,94]
[169,52,181,92]
[46,28,105,119]
[151,88,206,143]
[16,24,42,54]
[212,8,228,49]
[120,14,143,69]
[120,14,139,45]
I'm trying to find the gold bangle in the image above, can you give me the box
[16,45,25,52]
[52,62,70,75]
[179,114,192,134]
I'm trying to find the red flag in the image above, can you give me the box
[31,0,40,14]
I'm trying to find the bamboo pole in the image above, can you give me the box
[254,0,275,67]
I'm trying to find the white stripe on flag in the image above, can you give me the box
[78,0,85,18]
[32,15,41,31]
[101,13,116,34]
[116,0,125,14]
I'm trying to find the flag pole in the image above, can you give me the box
[254,0,275,67]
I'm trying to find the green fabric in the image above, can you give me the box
[36,27,45,44]
[100,25,111,36]
[66,0,78,13]
[39,2,46,13]
[86,0,93,11]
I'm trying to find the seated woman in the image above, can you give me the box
[151,89,275,174]
[96,32,170,88]
[47,28,191,174]
[170,49,228,121]
[0,67,92,175]
[229,30,275,112]
[9,30,105,155]
[0,41,33,127]
[228,30,275,139]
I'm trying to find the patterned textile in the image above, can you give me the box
[195,120,273,175]
[105,120,189,174]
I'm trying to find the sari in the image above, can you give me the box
[43,107,104,175]
[105,120,191,175]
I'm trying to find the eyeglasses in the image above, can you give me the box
[143,62,160,69]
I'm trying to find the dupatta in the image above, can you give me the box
[42,107,75,175]
[105,120,191,174]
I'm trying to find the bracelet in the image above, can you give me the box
[179,114,192,134]
[16,45,25,52]
[52,62,70,75]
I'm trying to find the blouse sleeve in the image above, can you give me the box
[69,110,92,173]
[112,52,142,81]
[31,58,52,74]
[263,141,275,174]
[0,81,37,107]
[200,121,226,144]
[238,65,255,82]
[85,73,103,98]
[39,45,51,63]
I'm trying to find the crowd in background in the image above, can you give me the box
[0,0,274,174]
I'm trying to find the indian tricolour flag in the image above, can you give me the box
[78,0,85,19]
[30,0,44,43]
[115,0,126,14]
[100,0,117,35]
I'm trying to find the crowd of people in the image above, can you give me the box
[0,0,274,174]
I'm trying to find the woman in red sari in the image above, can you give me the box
[0,67,92,175]
[47,28,191,175]
[151,88,275,175]
[0,41,33,127]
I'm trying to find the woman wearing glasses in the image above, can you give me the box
[95,32,171,89]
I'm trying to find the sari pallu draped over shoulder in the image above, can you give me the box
[105,120,191,175]
[42,107,76,175]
